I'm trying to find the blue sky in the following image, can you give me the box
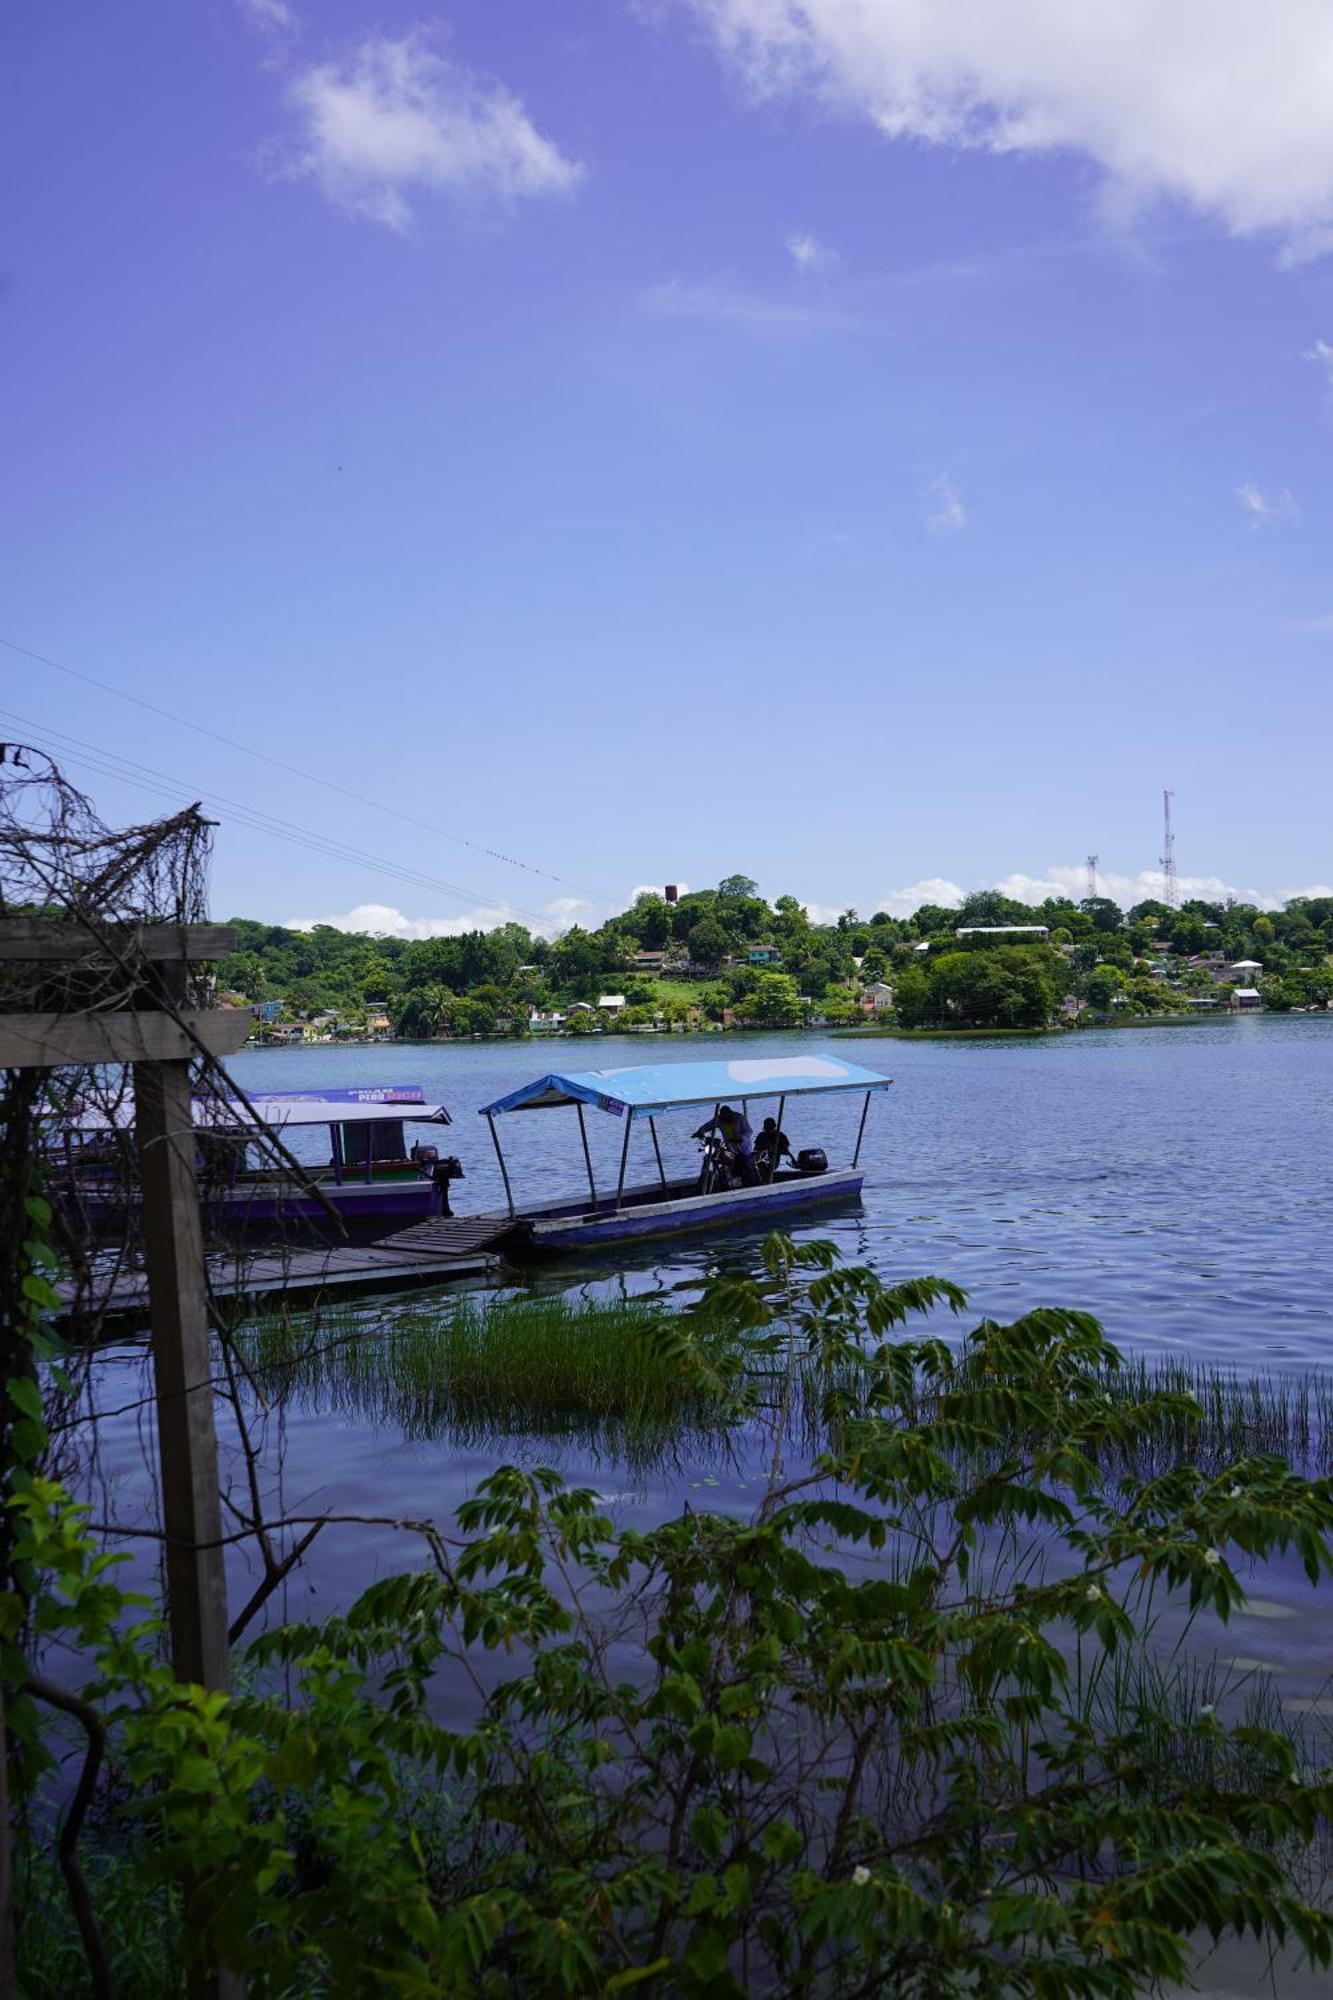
[3,0,1331,935]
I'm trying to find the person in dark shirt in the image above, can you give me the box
[754,1115,793,1181]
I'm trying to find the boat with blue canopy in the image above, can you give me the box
[478,1051,892,1253]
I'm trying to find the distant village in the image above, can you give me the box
[212,877,1333,1043]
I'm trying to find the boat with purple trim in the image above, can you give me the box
[55,1084,461,1240]
[477,1051,892,1255]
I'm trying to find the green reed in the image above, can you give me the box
[238,1293,743,1466]
[239,1291,1333,1485]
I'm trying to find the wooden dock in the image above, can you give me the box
[63,1211,518,1323]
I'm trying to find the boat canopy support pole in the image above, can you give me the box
[615,1110,633,1210]
[486,1111,515,1218]
[648,1115,667,1190]
[576,1102,598,1208]
[852,1090,871,1169]
[772,1094,786,1183]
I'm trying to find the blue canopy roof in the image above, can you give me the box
[480,1051,893,1118]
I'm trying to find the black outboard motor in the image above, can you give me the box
[431,1155,464,1215]
[412,1144,465,1216]
[795,1147,827,1176]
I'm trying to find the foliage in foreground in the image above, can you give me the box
[11,1237,1333,1997]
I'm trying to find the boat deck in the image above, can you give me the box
[61,1211,517,1324]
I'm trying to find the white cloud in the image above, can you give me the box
[871,878,966,918]
[1282,882,1333,900]
[993,865,1284,911]
[282,31,583,231]
[285,897,594,941]
[868,865,1295,918]
[785,229,838,273]
[638,273,861,332]
[1290,612,1333,633]
[1235,480,1297,528]
[685,1,1333,256]
[925,473,967,534]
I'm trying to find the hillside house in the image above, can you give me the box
[860,981,894,1014]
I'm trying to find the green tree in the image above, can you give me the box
[1085,965,1124,1010]
[736,971,802,1024]
[906,947,1058,1029]
[689,919,730,969]
[717,873,759,900]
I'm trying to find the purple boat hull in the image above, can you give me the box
[63,1173,443,1242]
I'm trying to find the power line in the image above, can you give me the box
[0,634,592,895]
[0,708,561,927]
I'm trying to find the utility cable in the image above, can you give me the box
[0,634,592,894]
[0,707,559,927]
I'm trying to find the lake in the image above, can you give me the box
[75,1015,1333,1724]
[230,1012,1333,1368]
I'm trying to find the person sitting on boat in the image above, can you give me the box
[754,1116,793,1180]
[692,1103,758,1186]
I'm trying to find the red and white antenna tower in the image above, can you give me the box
[1160,790,1178,909]
[1086,854,1098,902]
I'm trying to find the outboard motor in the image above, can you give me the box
[795,1147,828,1176]
[431,1154,465,1216]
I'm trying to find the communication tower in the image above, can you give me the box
[1086,854,1098,902]
[1160,791,1178,909]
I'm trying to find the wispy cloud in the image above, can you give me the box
[1289,612,1333,634]
[685,0,1333,260]
[1235,481,1297,529]
[925,474,967,534]
[239,0,296,32]
[785,230,838,274]
[278,30,583,231]
[637,274,862,333]
[1304,337,1333,381]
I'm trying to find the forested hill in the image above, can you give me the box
[214,877,1333,1037]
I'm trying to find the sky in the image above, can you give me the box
[3,0,1332,936]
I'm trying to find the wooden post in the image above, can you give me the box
[133,1051,232,1693]
[0,921,241,1996]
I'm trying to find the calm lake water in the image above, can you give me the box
[230,1014,1333,1367]
[76,1017,1333,1732]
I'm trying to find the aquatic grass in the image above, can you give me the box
[237,1292,747,1466]
[1102,1356,1333,1479]
[238,1290,1333,1486]
[792,1344,1333,1480]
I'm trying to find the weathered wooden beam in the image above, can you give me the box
[0,920,235,961]
[0,1009,251,1066]
[134,1055,233,1695]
